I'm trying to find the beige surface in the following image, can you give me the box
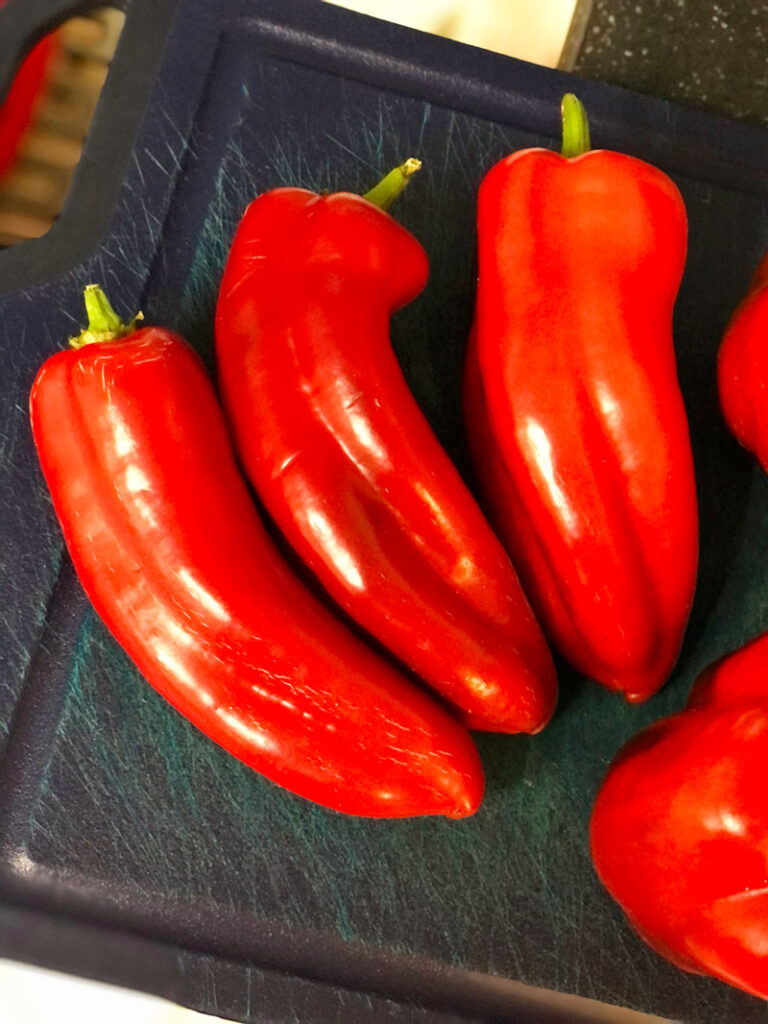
[324,0,578,66]
[0,959,228,1024]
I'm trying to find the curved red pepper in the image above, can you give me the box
[465,95,698,702]
[214,165,557,734]
[0,31,58,182]
[30,286,484,819]
[718,251,768,470]
[590,633,768,999]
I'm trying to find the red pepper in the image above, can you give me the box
[590,633,768,999]
[29,285,484,819]
[0,31,58,182]
[465,94,698,703]
[718,250,768,470]
[214,162,557,734]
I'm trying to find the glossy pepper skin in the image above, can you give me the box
[718,251,768,471]
[591,633,768,999]
[214,166,557,734]
[465,95,698,703]
[29,287,484,819]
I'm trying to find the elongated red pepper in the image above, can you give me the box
[465,95,698,702]
[214,163,557,734]
[591,632,768,999]
[30,285,484,818]
[718,250,768,470]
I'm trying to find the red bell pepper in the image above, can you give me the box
[30,285,484,819]
[718,250,768,471]
[0,29,58,183]
[465,94,698,703]
[590,632,768,999]
[214,162,557,734]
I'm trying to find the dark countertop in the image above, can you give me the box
[569,0,768,126]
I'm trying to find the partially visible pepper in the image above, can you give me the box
[30,285,485,819]
[0,30,58,182]
[591,633,768,998]
[718,250,768,470]
[465,94,698,703]
[215,163,557,734]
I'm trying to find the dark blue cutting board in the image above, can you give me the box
[2,1,768,1022]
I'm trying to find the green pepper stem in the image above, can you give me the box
[69,284,142,349]
[560,93,591,158]
[363,158,421,211]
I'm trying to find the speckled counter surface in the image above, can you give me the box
[571,0,768,125]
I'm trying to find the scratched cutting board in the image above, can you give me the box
[2,1,768,1021]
